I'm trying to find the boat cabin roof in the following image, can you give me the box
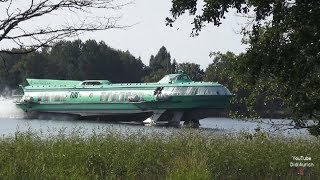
[158,74,192,84]
[23,73,222,90]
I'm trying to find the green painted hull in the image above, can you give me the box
[16,95,231,114]
[16,74,233,120]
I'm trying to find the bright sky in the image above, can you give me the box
[79,0,248,69]
[0,0,248,69]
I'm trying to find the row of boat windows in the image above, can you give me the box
[98,86,231,102]
[100,92,144,102]
[32,86,230,102]
[37,93,143,103]
[37,95,66,102]
[34,93,144,103]
[163,86,231,95]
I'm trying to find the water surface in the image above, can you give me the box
[0,98,311,137]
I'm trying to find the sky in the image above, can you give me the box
[78,0,248,69]
[0,0,248,69]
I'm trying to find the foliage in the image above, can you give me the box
[143,69,168,82]
[0,129,319,179]
[205,51,287,119]
[204,51,236,85]
[178,62,204,81]
[0,40,146,88]
[0,42,205,89]
[168,0,320,133]
[150,46,172,72]
[144,46,205,82]
[144,46,173,82]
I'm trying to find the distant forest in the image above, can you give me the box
[0,39,284,118]
[0,40,206,88]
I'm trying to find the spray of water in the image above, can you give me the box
[0,96,25,118]
[0,87,78,120]
[0,96,79,120]
[0,86,25,118]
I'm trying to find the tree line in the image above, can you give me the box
[0,39,285,120]
[0,40,205,87]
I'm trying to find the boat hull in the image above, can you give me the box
[16,95,231,119]
[16,75,234,124]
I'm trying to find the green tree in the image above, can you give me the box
[0,51,25,87]
[204,51,236,85]
[144,46,173,82]
[48,40,83,79]
[168,0,320,134]
[178,62,204,81]
[0,40,147,88]
[150,46,172,73]
[171,59,178,73]
[143,69,167,82]
[206,52,285,119]
[119,51,146,82]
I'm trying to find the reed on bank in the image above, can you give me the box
[0,128,319,179]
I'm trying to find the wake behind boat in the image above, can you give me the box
[15,72,233,126]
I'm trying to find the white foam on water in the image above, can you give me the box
[0,97,24,119]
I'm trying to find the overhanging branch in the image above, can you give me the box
[0,0,131,54]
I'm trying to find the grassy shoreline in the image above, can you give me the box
[0,129,319,179]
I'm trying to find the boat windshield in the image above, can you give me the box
[158,74,192,83]
[158,76,173,83]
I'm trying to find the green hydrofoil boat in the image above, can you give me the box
[15,72,233,126]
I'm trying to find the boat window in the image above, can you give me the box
[112,93,119,102]
[163,86,231,95]
[168,87,197,95]
[177,75,190,81]
[119,93,124,102]
[196,87,207,95]
[43,95,49,102]
[101,92,111,102]
[138,92,144,101]
[100,92,106,101]
[196,86,232,95]
[82,81,101,86]
[107,93,113,102]
[162,87,174,94]
[172,87,189,95]
[216,86,232,95]
[158,76,174,83]
[37,94,43,102]
[185,87,197,95]
[183,75,190,80]
[125,92,131,101]
[54,95,61,102]
[203,87,216,95]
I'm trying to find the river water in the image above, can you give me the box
[0,98,311,137]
